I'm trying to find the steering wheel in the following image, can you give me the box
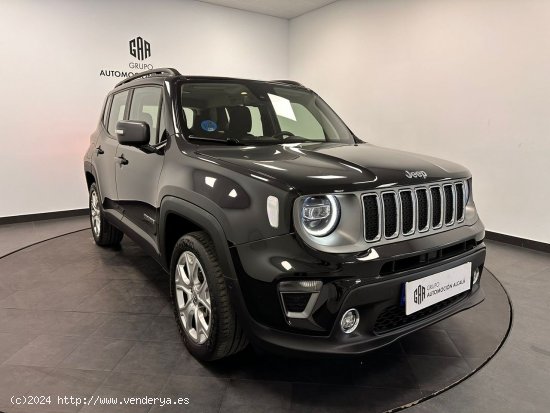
[272,131,295,140]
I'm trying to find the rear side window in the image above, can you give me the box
[129,87,162,145]
[107,91,129,136]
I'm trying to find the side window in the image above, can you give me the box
[107,91,129,136]
[129,87,162,145]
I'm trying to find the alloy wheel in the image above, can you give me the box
[90,189,101,237]
[175,251,212,344]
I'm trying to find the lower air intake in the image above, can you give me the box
[373,292,468,334]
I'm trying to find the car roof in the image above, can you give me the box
[111,68,305,93]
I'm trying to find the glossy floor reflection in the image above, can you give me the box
[0,229,511,413]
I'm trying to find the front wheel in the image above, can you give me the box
[170,231,248,361]
[89,183,123,247]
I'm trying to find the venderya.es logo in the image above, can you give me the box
[99,36,154,79]
[129,36,151,61]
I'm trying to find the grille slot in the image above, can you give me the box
[362,180,467,244]
[382,193,399,238]
[416,189,429,232]
[430,187,443,229]
[363,194,381,241]
[444,185,455,225]
[400,190,414,235]
[455,182,465,222]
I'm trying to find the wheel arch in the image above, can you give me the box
[84,161,97,190]
[159,196,237,279]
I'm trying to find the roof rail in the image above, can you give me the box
[115,68,181,88]
[271,79,305,87]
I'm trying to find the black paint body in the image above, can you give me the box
[84,71,486,356]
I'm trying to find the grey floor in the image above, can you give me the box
[407,240,550,413]
[0,217,544,412]
[0,216,90,258]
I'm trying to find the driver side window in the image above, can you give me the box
[107,91,129,136]
[129,87,163,145]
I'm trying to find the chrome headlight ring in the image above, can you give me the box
[301,195,341,237]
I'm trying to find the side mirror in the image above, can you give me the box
[116,120,150,146]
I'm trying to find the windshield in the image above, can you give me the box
[179,81,355,145]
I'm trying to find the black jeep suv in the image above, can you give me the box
[84,68,486,360]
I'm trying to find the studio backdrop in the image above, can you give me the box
[0,0,288,218]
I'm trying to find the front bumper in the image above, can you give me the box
[227,220,486,356]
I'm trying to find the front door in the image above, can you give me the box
[94,90,130,220]
[115,86,166,247]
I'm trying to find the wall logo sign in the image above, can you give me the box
[99,36,154,79]
[129,36,151,61]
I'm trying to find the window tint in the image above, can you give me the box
[107,91,129,136]
[129,87,162,145]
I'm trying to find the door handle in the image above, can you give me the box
[115,155,128,165]
[96,146,104,155]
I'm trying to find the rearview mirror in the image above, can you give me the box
[116,120,149,146]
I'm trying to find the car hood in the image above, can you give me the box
[196,142,470,194]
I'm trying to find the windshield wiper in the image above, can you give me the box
[187,135,243,145]
[274,136,320,144]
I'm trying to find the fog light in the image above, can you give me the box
[473,268,480,284]
[341,308,360,333]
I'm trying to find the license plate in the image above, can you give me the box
[405,262,472,315]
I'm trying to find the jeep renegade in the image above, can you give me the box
[84,68,486,361]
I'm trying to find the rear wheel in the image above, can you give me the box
[171,231,248,360]
[89,183,123,247]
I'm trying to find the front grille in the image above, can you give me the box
[363,180,467,243]
[373,291,468,334]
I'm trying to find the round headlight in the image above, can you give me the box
[301,195,340,237]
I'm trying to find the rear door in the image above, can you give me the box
[94,90,129,220]
[115,86,166,249]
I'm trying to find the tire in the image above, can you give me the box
[89,182,124,247]
[170,231,248,361]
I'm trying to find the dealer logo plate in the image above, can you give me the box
[405,262,472,315]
